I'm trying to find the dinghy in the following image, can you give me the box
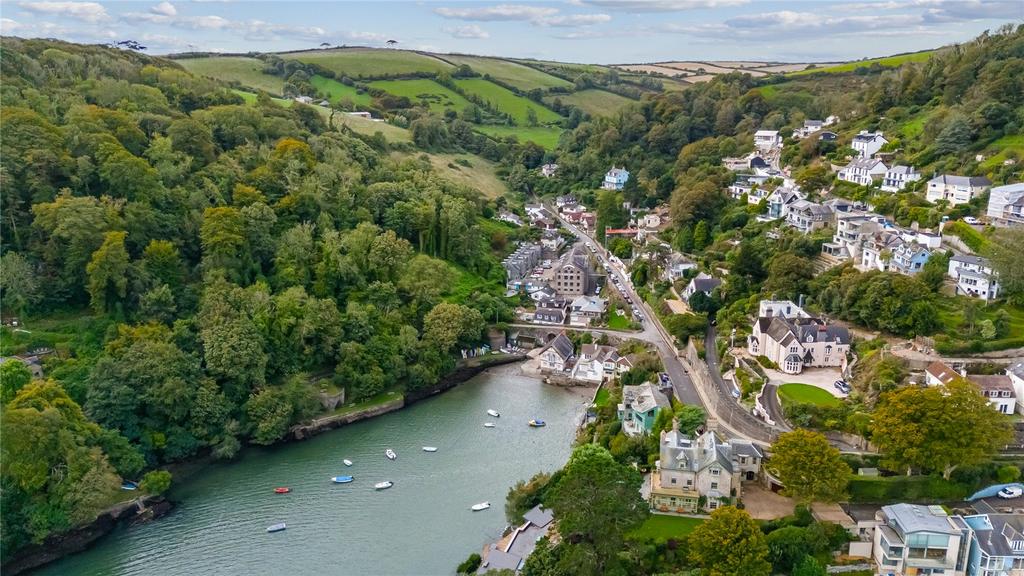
[422,446,438,452]
[483,422,495,428]
[343,459,353,466]
[274,487,291,494]
[487,409,500,417]
[471,502,491,511]
[374,481,394,490]
[331,476,354,484]
[266,523,287,533]
[528,419,546,427]
[385,449,397,460]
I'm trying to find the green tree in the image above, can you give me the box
[688,506,771,576]
[0,252,41,317]
[423,302,484,354]
[933,115,972,156]
[792,555,827,576]
[1,360,34,404]
[86,231,131,313]
[770,429,849,503]
[140,470,172,495]
[544,444,647,575]
[997,465,1022,484]
[988,228,1024,304]
[692,220,710,251]
[765,253,814,300]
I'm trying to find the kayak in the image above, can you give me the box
[528,419,546,427]
[422,447,438,452]
[267,523,286,533]
[274,487,291,494]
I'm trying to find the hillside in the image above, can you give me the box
[613,59,845,83]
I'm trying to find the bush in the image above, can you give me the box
[847,475,972,503]
[998,465,1022,484]
[756,355,779,370]
[140,470,172,495]
[456,553,481,574]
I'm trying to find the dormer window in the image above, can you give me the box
[806,334,813,342]
[711,467,720,476]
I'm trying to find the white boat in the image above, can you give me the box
[471,502,490,511]
[343,459,353,467]
[374,481,394,490]
[483,422,496,428]
[422,447,438,452]
[266,523,287,533]
[385,449,397,460]
[487,409,500,417]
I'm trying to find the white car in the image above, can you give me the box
[998,486,1023,499]
[963,216,980,225]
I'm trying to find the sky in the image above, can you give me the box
[1,0,1021,63]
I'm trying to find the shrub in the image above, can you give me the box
[756,355,779,370]
[456,553,481,574]
[998,465,1022,484]
[140,470,172,495]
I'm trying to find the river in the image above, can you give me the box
[37,367,588,576]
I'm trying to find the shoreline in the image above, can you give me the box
[5,353,530,575]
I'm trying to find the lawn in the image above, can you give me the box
[544,89,637,117]
[594,387,610,408]
[179,57,285,95]
[367,79,473,115]
[287,48,452,78]
[453,78,563,125]
[607,311,632,330]
[933,298,1024,354]
[473,125,564,149]
[980,134,1024,172]
[788,50,937,76]
[778,384,841,408]
[628,515,704,541]
[310,75,374,107]
[444,55,572,90]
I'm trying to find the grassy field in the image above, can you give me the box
[628,515,704,540]
[933,298,1024,353]
[310,75,374,107]
[607,311,632,330]
[778,384,841,407]
[789,50,936,76]
[980,134,1024,172]
[340,114,411,142]
[179,57,285,95]
[474,124,563,149]
[330,390,403,416]
[288,48,452,78]
[453,78,562,125]
[594,387,610,408]
[443,54,572,90]
[545,89,637,117]
[368,79,472,115]
[511,58,612,75]
[414,152,508,198]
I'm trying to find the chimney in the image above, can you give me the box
[672,418,679,433]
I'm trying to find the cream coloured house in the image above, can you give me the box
[748,308,850,375]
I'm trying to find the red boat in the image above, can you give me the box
[274,487,291,494]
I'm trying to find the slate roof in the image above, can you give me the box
[970,374,1014,393]
[928,174,992,188]
[844,157,886,171]
[546,334,574,360]
[478,545,522,573]
[964,514,1024,560]
[523,505,554,529]
[853,131,885,143]
[766,316,849,346]
[730,440,764,459]
[1008,362,1024,381]
[886,164,918,175]
[883,503,960,535]
[690,273,722,294]
[623,382,670,414]
[661,427,735,475]
[951,254,989,267]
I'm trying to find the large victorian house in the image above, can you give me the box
[748,302,850,375]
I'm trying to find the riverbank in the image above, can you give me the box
[9,353,527,575]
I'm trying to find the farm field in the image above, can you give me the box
[442,54,572,90]
[414,152,509,199]
[788,50,937,76]
[474,124,563,149]
[339,114,411,142]
[545,89,636,117]
[511,58,612,75]
[310,75,374,107]
[368,79,472,115]
[453,78,562,124]
[980,134,1024,171]
[287,47,452,78]
[778,384,841,408]
[179,56,285,95]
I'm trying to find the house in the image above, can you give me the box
[858,230,932,276]
[785,200,832,233]
[533,296,567,325]
[503,243,543,287]
[851,130,888,158]
[555,194,577,207]
[604,228,641,241]
[792,120,824,139]
[925,361,960,387]
[948,254,1001,301]
[617,382,671,435]
[603,166,630,190]
[838,158,888,186]
[579,212,596,230]
[757,299,812,320]
[962,513,1024,576]
[569,295,606,327]
[497,211,523,227]
[926,175,992,206]
[969,374,1016,414]
[0,355,43,379]
[987,183,1024,227]
[766,188,804,219]
[528,285,556,302]
[476,505,555,575]
[1007,363,1024,415]
[729,174,771,204]
[888,240,931,276]
[871,504,970,576]
[754,129,782,151]
[649,419,763,513]
[641,213,662,230]
[540,229,565,252]
[663,253,697,282]
[554,247,594,297]
[541,163,559,178]
[539,334,574,372]
[880,165,921,192]
[681,272,721,302]
[821,213,886,262]
[575,344,631,384]
[748,314,850,374]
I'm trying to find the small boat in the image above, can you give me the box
[385,449,397,460]
[483,422,496,428]
[120,481,138,491]
[266,523,287,533]
[422,446,438,452]
[471,502,491,511]
[487,409,500,417]
[274,487,291,494]
[343,459,353,467]
[331,476,354,484]
[374,481,394,490]
[528,419,546,427]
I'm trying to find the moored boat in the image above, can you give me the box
[121,481,138,491]
[471,502,490,511]
[331,476,354,484]
[343,459,353,466]
[385,449,397,460]
[266,523,287,533]
[483,422,495,428]
[528,419,546,427]
[274,487,291,494]
[487,409,500,417]
[422,446,438,452]
[374,481,394,490]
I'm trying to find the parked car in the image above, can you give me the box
[998,486,1023,499]
[833,380,849,391]
[963,216,980,225]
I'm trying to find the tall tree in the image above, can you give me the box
[86,231,130,313]
[688,506,771,576]
[770,429,850,503]
[0,252,41,317]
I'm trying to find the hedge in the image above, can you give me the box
[848,475,971,503]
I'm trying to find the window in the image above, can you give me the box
[670,478,676,484]
[711,482,718,490]
[710,468,720,476]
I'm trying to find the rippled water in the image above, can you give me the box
[37,368,587,576]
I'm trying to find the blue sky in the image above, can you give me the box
[2,1,1021,63]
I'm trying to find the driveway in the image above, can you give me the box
[763,366,847,399]
[741,484,794,520]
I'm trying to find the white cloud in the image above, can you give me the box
[543,13,612,27]
[151,2,177,17]
[18,1,109,23]
[443,24,490,39]
[434,4,558,21]
[1,18,25,33]
[575,0,748,11]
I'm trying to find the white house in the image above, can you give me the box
[948,254,1001,301]
[838,158,888,186]
[851,130,888,158]
[926,175,992,206]
[539,334,574,372]
[1007,362,1024,415]
[785,200,832,233]
[987,182,1024,227]
[757,300,812,320]
[872,504,968,576]
[541,163,559,178]
[663,253,697,282]
[603,167,630,190]
[792,119,824,139]
[681,272,721,302]
[766,188,804,220]
[569,295,607,327]
[969,374,1017,415]
[574,344,633,384]
[754,130,782,151]
[497,211,523,227]
[748,314,850,375]
[824,115,840,126]
[880,165,921,192]
[925,361,960,387]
